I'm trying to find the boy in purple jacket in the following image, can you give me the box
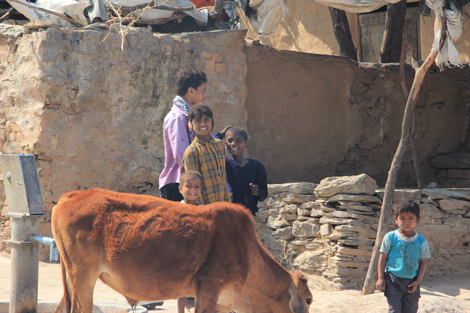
[159,69,207,201]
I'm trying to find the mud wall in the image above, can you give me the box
[0,25,248,248]
[244,42,470,186]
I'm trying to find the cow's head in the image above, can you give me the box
[289,270,312,312]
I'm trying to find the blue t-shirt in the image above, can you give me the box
[380,230,431,279]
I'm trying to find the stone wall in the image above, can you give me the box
[256,174,470,290]
[0,25,248,255]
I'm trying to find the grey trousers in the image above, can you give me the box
[384,272,420,313]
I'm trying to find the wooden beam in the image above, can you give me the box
[380,0,407,63]
[329,7,357,61]
[361,19,447,295]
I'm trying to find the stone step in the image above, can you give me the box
[432,153,470,169]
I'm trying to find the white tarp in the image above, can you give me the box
[251,0,463,68]
[7,0,88,27]
[109,0,208,25]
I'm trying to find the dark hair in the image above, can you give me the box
[394,200,420,219]
[188,105,213,122]
[226,127,248,142]
[179,170,203,185]
[177,69,207,96]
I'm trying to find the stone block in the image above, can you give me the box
[283,213,298,221]
[314,173,378,198]
[375,189,421,202]
[297,208,311,216]
[293,250,328,272]
[267,216,291,229]
[300,202,320,210]
[310,209,324,218]
[423,188,470,201]
[420,203,445,219]
[336,247,372,257]
[292,219,320,238]
[268,183,317,195]
[272,226,294,240]
[327,194,382,204]
[320,224,332,236]
[437,198,470,212]
[255,210,269,222]
[280,204,298,215]
[283,195,304,204]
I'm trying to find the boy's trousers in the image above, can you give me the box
[384,272,420,313]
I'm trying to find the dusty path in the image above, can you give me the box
[1,253,469,313]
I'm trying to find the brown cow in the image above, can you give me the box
[52,188,312,313]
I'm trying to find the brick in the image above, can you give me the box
[205,60,215,71]
[213,53,223,63]
[215,63,226,73]
[201,51,211,59]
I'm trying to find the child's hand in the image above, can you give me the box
[407,281,419,293]
[376,278,385,293]
[250,183,259,196]
[220,125,233,137]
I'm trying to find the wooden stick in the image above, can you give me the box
[399,9,424,188]
[0,7,14,23]
[7,0,84,27]
[134,13,187,25]
[361,18,446,296]
[380,0,407,63]
[235,5,258,40]
[329,7,357,61]
[111,2,194,16]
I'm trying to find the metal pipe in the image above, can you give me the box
[30,235,55,246]
[10,217,40,313]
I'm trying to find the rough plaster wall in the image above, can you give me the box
[245,43,470,186]
[0,26,248,253]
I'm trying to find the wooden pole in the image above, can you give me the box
[361,20,446,295]
[380,0,407,63]
[328,7,357,61]
[399,9,424,188]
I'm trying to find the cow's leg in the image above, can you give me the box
[194,283,219,313]
[61,253,100,313]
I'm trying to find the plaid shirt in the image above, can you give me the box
[183,136,229,204]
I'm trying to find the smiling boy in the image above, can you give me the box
[183,105,229,205]
[376,200,431,313]
[214,127,267,215]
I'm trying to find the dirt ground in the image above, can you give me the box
[1,253,469,313]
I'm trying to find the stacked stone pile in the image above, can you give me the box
[256,174,470,290]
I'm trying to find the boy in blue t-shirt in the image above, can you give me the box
[376,200,431,313]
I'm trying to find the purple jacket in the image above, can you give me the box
[159,105,194,189]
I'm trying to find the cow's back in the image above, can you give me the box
[51,188,257,301]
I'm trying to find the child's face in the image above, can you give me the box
[187,83,207,105]
[179,177,202,204]
[190,114,212,137]
[395,211,419,237]
[225,132,248,157]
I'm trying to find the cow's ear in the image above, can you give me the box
[288,282,306,313]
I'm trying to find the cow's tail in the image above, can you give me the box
[54,255,71,313]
